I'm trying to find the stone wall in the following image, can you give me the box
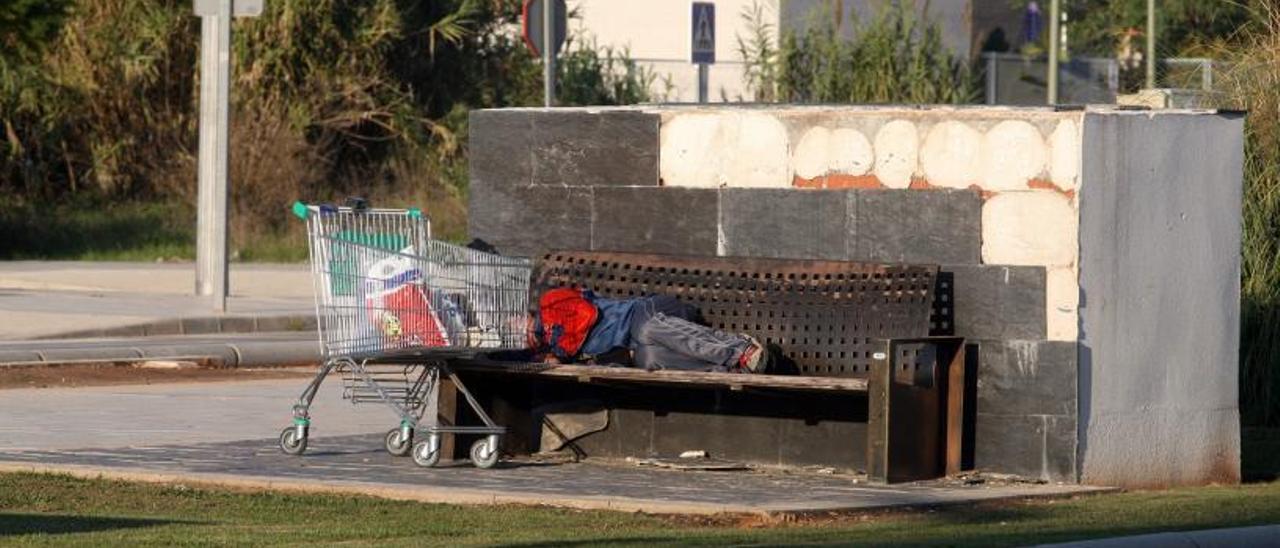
[654,107,1082,342]
[467,104,1243,487]
[1077,111,1244,487]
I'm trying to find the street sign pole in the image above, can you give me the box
[691,2,715,104]
[195,1,232,312]
[1047,0,1060,104]
[697,64,708,103]
[542,0,555,107]
[522,0,564,107]
[1145,0,1156,89]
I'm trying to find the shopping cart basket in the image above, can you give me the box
[280,200,532,468]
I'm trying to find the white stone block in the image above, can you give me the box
[982,192,1077,267]
[1050,119,1081,191]
[794,127,874,180]
[873,120,918,189]
[726,112,791,188]
[982,120,1048,191]
[1046,266,1079,341]
[828,128,873,176]
[659,113,724,187]
[921,121,982,189]
[793,126,832,179]
[659,112,791,188]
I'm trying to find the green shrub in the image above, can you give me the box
[0,0,652,258]
[738,0,977,104]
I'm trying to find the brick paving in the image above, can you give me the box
[0,433,1108,515]
[0,378,1109,515]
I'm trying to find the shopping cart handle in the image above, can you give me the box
[291,200,421,220]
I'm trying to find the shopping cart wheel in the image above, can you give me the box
[411,440,441,467]
[385,428,413,457]
[470,438,500,469]
[279,426,307,455]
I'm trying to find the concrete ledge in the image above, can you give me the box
[0,462,738,515]
[0,461,1115,518]
[38,314,316,341]
[0,339,320,368]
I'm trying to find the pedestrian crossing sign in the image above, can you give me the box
[691,2,715,64]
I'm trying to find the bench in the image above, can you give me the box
[451,251,970,483]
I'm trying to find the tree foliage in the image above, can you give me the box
[0,0,73,62]
[0,0,651,240]
[1010,0,1258,58]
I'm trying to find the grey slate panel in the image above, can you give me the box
[975,340,1077,417]
[975,413,1076,483]
[651,412,783,464]
[531,111,660,187]
[574,408,653,457]
[944,264,1047,340]
[469,110,533,188]
[852,190,982,264]
[720,189,851,260]
[779,417,868,470]
[468,184,593,258]
[591,187,719,255]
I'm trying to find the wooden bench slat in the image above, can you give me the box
[455,358,869,393]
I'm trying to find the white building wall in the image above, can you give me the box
[569,0,780,102]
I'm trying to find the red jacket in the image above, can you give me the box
[537,288,599,359]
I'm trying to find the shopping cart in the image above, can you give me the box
[280,200,532,468]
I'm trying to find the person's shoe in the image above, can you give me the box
[738,335,769,374]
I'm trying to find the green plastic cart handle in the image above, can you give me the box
[291,200,422,220]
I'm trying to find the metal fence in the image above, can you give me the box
[983,52,1214,105]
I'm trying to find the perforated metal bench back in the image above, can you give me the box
[533,251,942,378]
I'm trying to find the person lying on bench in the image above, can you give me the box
[527,288,769,373]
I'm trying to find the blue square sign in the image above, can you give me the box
[691,2,715,64]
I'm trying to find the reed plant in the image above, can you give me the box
[737,0,977,104]
[1215,2,1280,427]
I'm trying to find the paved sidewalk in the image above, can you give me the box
[0,262,313,340]
[0,378,385,450]
[0,378,1111,516]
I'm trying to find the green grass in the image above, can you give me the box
[1,473,1279,547]
[0,199,306,263]
[0,200,195,261]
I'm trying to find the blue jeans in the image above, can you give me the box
[628,296,751,372]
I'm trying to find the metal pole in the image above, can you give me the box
[1047,0,1060,104]
[985,53,997,105]
[195,1,231,312]
[1145,0,1156,89]
[697,64,708,103]
[542,1,555,107]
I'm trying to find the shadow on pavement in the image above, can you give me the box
[0,512,192,537]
